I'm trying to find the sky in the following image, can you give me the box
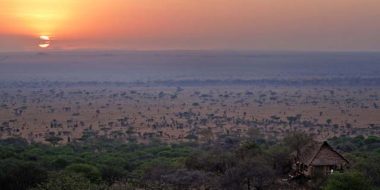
[0,0,380,52]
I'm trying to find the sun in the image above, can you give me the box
[40,35,50,41]
[39,43,50,48]
[38,35,51,49]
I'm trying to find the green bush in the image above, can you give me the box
[65,163,101,183]
[0,159,48,190]
[32,172,106,190]
[324,171,372,190]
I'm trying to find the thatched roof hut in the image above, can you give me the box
[292,141,349,177]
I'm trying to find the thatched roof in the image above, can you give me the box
[295,141,349,166]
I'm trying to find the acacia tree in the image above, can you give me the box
[287,116,297,130]
[44,135,63,146]
[284,131,313,157]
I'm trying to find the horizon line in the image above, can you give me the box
[1,48,380,54]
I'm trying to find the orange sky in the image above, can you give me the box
[0,0,379,51]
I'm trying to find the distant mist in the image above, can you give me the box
[0,51,379,84]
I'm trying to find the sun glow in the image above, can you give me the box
[1,0,380,51]
[1,0,76,36]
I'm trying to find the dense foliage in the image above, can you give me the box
[0,134,379,190]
